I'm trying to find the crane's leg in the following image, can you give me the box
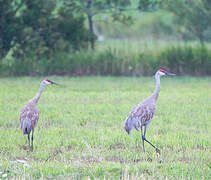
[27,133,30,147]
[141,126,145,152]
[31,130,34,151]
[143,126,160,153]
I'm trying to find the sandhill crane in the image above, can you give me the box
[124,69,175,153]
[20,79,58,151]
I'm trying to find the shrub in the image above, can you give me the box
[160,45,211,75]
[1,44,211,76]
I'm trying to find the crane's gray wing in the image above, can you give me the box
[124,103,155,134]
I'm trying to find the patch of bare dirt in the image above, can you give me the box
[43,120,51,128]
[143,169,152,175]
[67,145,74,151]
[109,142,126,150]
[106,156,129,164]
[106,156,144,164]
[81,155,100,163]
[158,129,167,135]
[195,145,207,150]
[45,148,62,163]
[178,157,190,163]
[166,145,174,151]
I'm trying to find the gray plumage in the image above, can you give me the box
[20,79,58,151]
[124,69,175,152]
[21,116,33,135]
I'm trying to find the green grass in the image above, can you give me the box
[0,76,210,179]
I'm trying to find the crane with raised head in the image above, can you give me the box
[124,68,175,153]
[20,79,58,151]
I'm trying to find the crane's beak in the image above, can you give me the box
[165,71,176,76]
[51,81,59,85]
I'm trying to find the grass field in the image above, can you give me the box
[0,76,210,179]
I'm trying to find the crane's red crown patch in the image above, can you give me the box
[159,69,166,72]
[45,78,51,82]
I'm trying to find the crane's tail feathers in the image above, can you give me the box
[21,120,32,135]
[124,126,131,134]
[124,115,141,134]
[124,117,134,135]
[23,127,31,134]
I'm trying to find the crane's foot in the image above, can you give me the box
[156,148,160,154]
[156,148,162,163]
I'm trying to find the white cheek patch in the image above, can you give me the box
[159,71,165,76]
[44,80,51,85]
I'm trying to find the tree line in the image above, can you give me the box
[0,0,211,76]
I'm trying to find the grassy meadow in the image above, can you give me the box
[0,76,210,179]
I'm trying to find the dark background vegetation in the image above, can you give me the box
[0,0,211,76]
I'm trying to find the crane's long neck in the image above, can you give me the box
[153,72,160,102]
[34,84,45,104]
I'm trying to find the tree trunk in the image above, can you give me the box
[199,36,204,46]
[196,28,204,46]
[88,14,95,49]
[87,0,95,49]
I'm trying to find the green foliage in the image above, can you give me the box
[138,0,170,11]
[94,10,175,40]
[0,77,210,178]
[57,8,92,50]
[0,0,24,59]
[165,0,211,43]
[160,45,211,75]
[64,0,132,15]
[0,0,92,60]
[63,0,134,48]
[15,0,90,54]
[10,3,92,73]
[2,42,211,76]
